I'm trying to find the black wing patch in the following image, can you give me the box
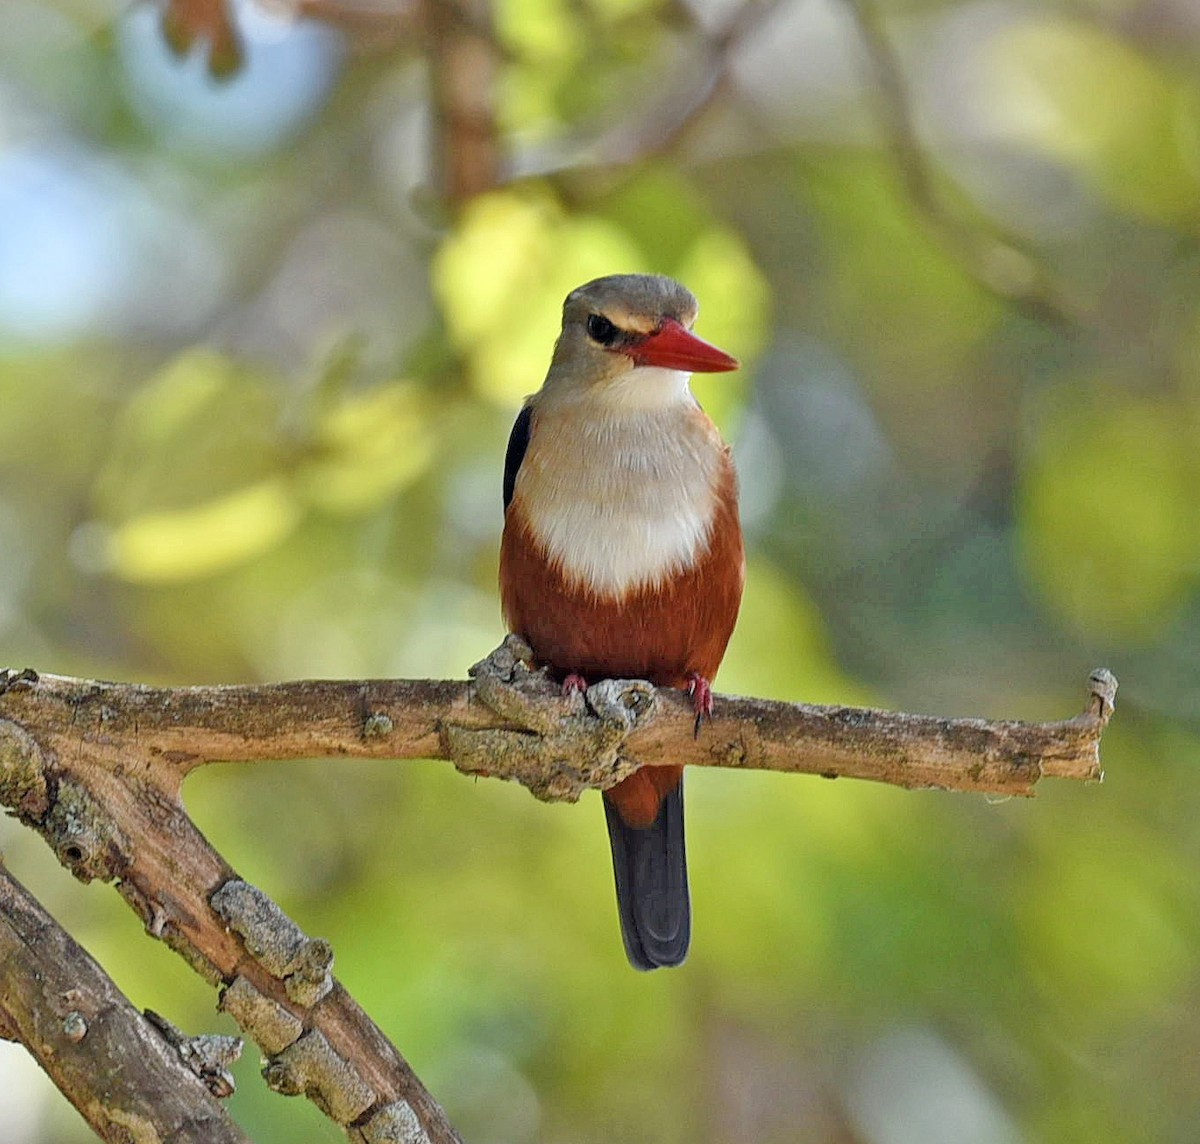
[503,404,533,512]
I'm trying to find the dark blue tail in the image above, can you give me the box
[603,780,690,970]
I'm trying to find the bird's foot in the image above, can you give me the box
[686,672,713,738]
[561,673,588,697]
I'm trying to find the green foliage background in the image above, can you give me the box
[1,1,1198,1141]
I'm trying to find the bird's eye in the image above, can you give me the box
[586,314,618,346]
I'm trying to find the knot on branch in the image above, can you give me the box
[351,1101,431,1144]
[45,777,130,883]
[447,636,657,803]
[145,1009,243,1098]
[61,1009,88,1043]
[210,880,334,1006]
[264,1029,375,1125]
[1087,668,1118,723]
[362,711,394,738]
[218,975,304,1056]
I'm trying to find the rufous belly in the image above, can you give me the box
[499,460,744,689]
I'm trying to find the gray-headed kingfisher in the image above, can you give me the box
[499,274,744,969]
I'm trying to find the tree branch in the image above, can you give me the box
[0,860,249,1143]
[513,0,786,181]
[426,0,502,204]
[0,667,464,1144]
[0,643,1114,1141]
[0,640,1112,799]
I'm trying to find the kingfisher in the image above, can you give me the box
[499,274,745,969]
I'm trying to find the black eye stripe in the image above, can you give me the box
[586,314,618,346]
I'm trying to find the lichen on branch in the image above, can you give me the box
[0,646,1114,1143]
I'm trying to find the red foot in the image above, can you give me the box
[561,673,587,697]
[687,672,713,737]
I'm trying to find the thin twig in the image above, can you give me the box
[513,0,787,179]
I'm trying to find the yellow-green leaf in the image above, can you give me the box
[985,16,1200,223]
[106,478,301,583]
[1018,385,1199,640]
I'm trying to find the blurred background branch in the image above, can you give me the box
[842,0,1078,324]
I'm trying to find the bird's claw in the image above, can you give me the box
[561,673,588,698]
[687,673,713,738]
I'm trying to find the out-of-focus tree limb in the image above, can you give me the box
[843,0,1078,324]
[0,861,249,1143]
[515,0,787,180]
[288,0,501,203]
[160,0,244,77]
[426,0,502,203]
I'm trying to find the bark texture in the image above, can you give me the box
[0,862,249,1144]
[0,643,1115,1142]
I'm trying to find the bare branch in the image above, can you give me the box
[0,861,250,1143]
[0,645,1113,1141]
[0,671,464,1144]
[427,0,502,203]
[284,1,425,55]
[514,0,786,180]
[0,642,1112,800]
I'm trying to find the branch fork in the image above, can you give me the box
[0,647,1115,1142]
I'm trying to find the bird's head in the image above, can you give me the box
[544,274,738,409]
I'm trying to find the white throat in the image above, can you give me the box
[591,366,694,411]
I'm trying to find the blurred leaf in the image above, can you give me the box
[802,155,1000,381]
[1017,384,1199,641]
[496,0,666,135]
[298,381,435,513]
[679,226,770,433]
[0,349,112,487]
[105,476,300,583]
[599,167,712,270]
[96,349,285,518]
[987,16,1200,224]
[496,0,582,66]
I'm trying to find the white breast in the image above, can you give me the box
[514,386,724,599]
